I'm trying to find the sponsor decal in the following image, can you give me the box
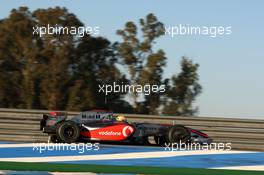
[122,126,134,137]
[99,131,121,136]
[81,124,134,141]
[47,120,56,125]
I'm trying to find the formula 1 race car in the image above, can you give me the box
[40,110,212,145]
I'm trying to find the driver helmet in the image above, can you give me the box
[116,115,127,122]
[49,111,57,116]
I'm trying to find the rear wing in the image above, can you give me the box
[40,111,67,131]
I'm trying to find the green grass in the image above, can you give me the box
[0,162,263,175]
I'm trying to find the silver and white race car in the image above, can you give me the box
[40,110,212,145]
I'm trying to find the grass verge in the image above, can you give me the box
[0,162,263,175]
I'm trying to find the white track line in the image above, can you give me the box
[0,150,255,162]
[0,143,35,148]
[0,143,91,148]
[0,143,157,149]
[212,165,264,171]
[52,173,96,175]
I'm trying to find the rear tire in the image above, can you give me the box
[166,125,190,144]
[56,121,80,143]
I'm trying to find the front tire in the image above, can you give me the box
[56,121,80,143]
[166,125,190,144]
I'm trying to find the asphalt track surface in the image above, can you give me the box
[0,142,263,171]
